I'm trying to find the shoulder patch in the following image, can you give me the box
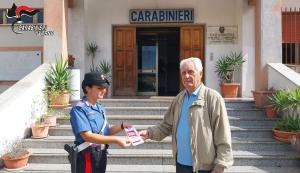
[76,101,86,107]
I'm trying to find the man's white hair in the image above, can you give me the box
[180,57,203,72]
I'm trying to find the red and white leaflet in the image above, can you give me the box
[124,127,144,146]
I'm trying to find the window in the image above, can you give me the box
[0,8,43,24]
[0,10,3,24]
[282,9,300,65]
[7,17,15,24]
[21,15,33,23]
[37,9,44,23]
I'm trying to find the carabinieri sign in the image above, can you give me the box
[129,9,194,23]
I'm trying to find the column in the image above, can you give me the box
[255,0,282,91]
[43,0,69,63]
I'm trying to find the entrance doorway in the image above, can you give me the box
[113,25,204,96]
[137,27,180,96]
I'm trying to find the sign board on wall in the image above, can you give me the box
[207,26,238,44]
[0,51,41,80]
[129,9,194,23]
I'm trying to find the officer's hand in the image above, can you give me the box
[138,130,149,140]
[116,137,131,148]
[121,122,132,129]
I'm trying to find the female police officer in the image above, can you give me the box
[70,72,131,173]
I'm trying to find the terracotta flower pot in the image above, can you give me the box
[31,125,49,139]
[43,115,57,127]
[265,105,277,119]
[48,92,70,108]
[272,128,297,143]
[2,150,30,170]
[290,133,300,155]
[252,90,275,108]
[220,83,240,98]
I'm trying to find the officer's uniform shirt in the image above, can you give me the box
[70,97,110,145]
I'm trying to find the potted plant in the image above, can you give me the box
[43,108,57,127]
[272,116,300,143]
[215,51,246,98]
[290,133,300,155]
[264,105,277,119]
[252,88,276,108]
[95,60,112,98]
[268,89,289,118]
[31,118,50,139]
[1,139,30,170]
[30,96,50,138]
[96,59,112,82]
[45,57,71,108]
[271,88,300,143]
[68,54,75,68]
[87,42,99,72]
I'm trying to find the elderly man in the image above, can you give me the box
[139,57,233,173]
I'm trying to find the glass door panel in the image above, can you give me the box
[137,35,157,95]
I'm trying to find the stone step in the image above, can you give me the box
[98,98,255,109]
[24,136,292,151]
[57,115,276,126]
[27,148,300,167]
[48,125,273,138]
[105,107,265,116]
[58,108,266,120]
[1,164,299,173]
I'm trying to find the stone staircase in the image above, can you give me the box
[1,98,300,172]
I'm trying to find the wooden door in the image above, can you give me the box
[180,26,204,61]
[113,27,136,96]
[180,26,205,83]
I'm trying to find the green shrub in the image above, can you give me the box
[269,88,300,116]
[215,51,245,83]
[95,60,111,82]
[274,116,300,132]
[87,42,98,72]
[45,57,71,96]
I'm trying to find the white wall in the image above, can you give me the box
[268,63,300,90]
[0,27,43,47]
[0,64,48,156]
[73,0,255,95]
[0,0,43,7]
[68,0,86,97]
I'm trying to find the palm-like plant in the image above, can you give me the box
[215,52,245,83]
[45,57,71,96]
[274,116,300,132]
[269,88,300,117]
[93,60,112,83]
[97,60,111,76]
[87,42,98,72]
[268,90,290,113]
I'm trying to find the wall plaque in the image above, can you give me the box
[207,26,238,44]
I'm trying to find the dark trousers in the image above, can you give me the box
[176,162,212,173]
[76,147,107,173]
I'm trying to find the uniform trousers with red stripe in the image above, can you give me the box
[76,146,107,173]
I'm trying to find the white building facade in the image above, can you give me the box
[0,0,299,97]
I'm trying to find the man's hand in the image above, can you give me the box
[138,130,149,140]
[212,166,224,173]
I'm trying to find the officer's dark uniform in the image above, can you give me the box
[70,72,110,173]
